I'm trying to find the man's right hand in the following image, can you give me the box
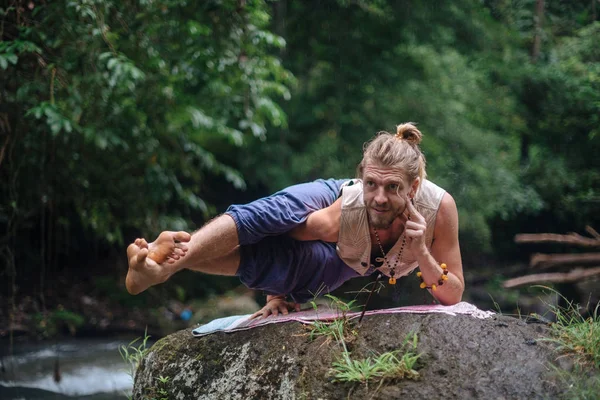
[250,295,301,320]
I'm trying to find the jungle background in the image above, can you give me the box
[1,0,599,344]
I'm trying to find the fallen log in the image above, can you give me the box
[503,267,600,288]
[530,252,600,269]
[515,233,600,247]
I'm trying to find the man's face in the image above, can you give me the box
[362,164,412,229]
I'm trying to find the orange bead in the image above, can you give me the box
[420,282,427,289]
[442,275,449,281]
[416,271,422,277]
[432,284,437,291]
[441,263,447,270]
[389,277,397,285]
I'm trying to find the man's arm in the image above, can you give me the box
[407,193,464,305]
[288,197,342,242]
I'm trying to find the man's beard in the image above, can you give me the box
[367,209,397,229]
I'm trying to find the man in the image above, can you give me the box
[126,123,464,318]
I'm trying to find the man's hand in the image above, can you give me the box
[405,197,428,256]
[250,295,301,320]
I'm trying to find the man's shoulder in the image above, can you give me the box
[421,179,446,193]
[416,179,447,212]
[340,178,362,189]
[339,179,365,208]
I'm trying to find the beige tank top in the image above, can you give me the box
[336,179,446,277]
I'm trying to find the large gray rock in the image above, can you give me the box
[133,312,564,399]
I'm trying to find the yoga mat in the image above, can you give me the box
[192,301,495,337]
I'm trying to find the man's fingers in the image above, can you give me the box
[405,220,425,232]
[294,303,301,312]
[406,197,423,221]
[249,311,262,320]
[405,229,424,238]
[279,304,289,315]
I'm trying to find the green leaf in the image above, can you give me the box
[6,53,18,65]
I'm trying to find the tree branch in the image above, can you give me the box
[515,232,600,247]
[503,267,600,288]
[530,252,600,269]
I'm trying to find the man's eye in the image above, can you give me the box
[389,184,398,190]
[366,181,375,187]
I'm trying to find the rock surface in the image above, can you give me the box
[133,312,564,399]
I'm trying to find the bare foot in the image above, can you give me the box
[147,231,192,264]
[125,231,191,295]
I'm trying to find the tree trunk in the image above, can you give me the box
[531,0,545,63]
[521,0,545,165]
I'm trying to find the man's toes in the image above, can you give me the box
[173,231,191,243]
[135,248,148,264]
[174,243,188,252]
[154,231,171,245]
[172,248,185,257]
[139,238,149,248]
[127,243,139,259]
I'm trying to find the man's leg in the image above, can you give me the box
[125,178,348,295]
[126,215,239,294]
[227,178,348,245]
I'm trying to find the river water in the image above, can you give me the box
[0,337,148,399]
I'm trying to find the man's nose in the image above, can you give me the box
[374,188,387,204]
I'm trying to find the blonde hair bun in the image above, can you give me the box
[395,122,422,145]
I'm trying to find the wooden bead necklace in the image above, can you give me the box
[373,214,409,285]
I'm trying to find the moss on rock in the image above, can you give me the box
[133,312,569,399]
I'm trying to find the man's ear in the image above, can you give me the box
[409,178,420,198]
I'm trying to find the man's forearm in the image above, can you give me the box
[415,249,464,305]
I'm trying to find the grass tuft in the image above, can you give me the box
[309,294,421,385]
[531,286,600,399]
[119,328,152,399]
[331,333,421,384]
[534,286,600,369]
[308,294,358,344]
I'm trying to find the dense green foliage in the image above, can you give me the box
[1,0,598,301]
[1,0,293,295]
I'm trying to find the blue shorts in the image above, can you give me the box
[226,178,360,303]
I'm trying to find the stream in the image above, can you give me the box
[0,337,149,400]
